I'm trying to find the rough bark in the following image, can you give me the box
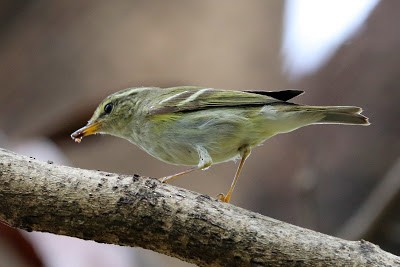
[0,148,398,267]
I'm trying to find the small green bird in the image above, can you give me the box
[71,86,369,203]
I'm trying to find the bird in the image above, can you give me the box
[71,86,369,203]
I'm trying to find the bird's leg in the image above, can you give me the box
[159,146,212,183]
[218,146,251,203]
[159,167,197,183]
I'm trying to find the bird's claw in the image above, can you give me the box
[159,176,171,183]
[216,193,230,203]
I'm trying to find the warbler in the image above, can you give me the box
[71,86,369,203]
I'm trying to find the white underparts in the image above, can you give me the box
[260,105,280,119]
[195,145,213,169]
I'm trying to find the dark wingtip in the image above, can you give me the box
[245,89,304,101]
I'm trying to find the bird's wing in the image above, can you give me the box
[244,90,303,101]
[149,87,303,115]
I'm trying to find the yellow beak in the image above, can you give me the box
[71,121,101,143]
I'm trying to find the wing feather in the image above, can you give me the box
[149,87,300,115]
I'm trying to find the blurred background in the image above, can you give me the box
[0,0,399,266]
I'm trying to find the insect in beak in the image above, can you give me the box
[71,121,101,143]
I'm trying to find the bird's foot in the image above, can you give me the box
[216,193,231,203]
[159,175,173,183]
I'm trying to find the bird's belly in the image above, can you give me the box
[137,138,241,166]
[133,110,269,166]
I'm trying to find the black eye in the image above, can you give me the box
[104,103,113,114]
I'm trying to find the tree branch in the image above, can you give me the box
[0,148,398,267]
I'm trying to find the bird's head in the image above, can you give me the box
[71,87,148,143]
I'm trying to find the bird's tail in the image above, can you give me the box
[303,106,370,125]
[261,104,369,135]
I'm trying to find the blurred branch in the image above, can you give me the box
[337,157,400,240]
[0,148,399,267]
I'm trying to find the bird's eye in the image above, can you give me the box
[104,103,113,114]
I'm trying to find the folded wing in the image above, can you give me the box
[149,87,303,115]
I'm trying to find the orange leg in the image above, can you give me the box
[159,167,198,183]
[159,145,212,183]
[218,146,251,203]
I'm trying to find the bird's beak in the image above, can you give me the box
[71,121,101,143]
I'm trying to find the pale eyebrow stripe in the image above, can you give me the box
[159,90,188,104]
[178,88,211,106]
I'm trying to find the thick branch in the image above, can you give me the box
[0,148,398,267]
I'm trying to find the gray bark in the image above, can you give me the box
[0,148,398,267]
